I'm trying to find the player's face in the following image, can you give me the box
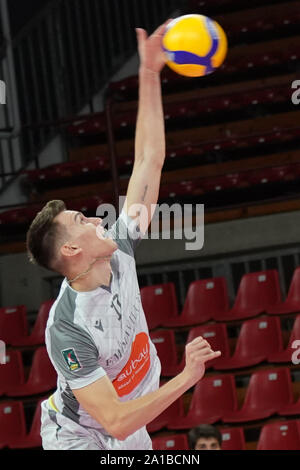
[56,210,118,259]
[194,437,221,450]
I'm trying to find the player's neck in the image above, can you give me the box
[68,257,112,292]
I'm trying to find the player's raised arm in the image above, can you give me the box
[122,22,170,235]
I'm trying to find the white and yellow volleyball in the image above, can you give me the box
[162,14,228,77]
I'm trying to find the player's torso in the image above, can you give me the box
[72,251,156,398]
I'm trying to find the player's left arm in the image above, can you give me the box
[122,22,169,235]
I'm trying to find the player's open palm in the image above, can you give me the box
[183,337,221,385]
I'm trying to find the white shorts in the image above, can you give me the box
[40,398,153,450]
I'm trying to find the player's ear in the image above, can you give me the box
[60,242,82,258]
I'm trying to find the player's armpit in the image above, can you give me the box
[72,374,124,440]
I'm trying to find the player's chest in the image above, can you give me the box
[82,278,143,361]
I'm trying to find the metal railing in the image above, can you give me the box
[46,243,300,308]
[0,0,184,194]
[137,244,300,309]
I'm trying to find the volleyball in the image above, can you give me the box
[162,14,228,77]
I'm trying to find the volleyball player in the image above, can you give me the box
[26,21,221,450]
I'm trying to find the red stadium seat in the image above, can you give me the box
[202,175,235,193]
[114,110,136,131]
[223,368,294,423]
[150,330,182,377]
[25,157,110,184]
[12,300,54,347]
[0,350,25,396]
[9,398,44,449]
[141,283,179,330]
[257,420,300,450]
[269,315,300,363]
[220,427,247,450]
[147,396,185,433]
[247,167,279,186]
[216,316,284,370]
[164,277,230,327]
[7,346,57,397]
[216,270,282,321]
[159,180,197,200]
[269,165,296,182]
[0,401,27,448]
[168,374,238,430]
[279,395,300,417]
[0,305,28,345]
[67,114,106,136]
[152,433,189,450]
[267,267,300,315]
[164,101,198,121]
[0,205,42,227]
[177,324,230,371]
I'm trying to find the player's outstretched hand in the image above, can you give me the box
[183,336,221,386]
[135,19,172,74]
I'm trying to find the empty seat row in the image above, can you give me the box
[108,41,300,100]
[10,154,300,230]
[141,268,300,329]
[1,267,299,350]
[0,300,53,345]
[0,194,110,230]
[160,126,300,164]
[67,84,292,138]
[1,397,299,449]
[24,125,300,191]
[153,431,243,451]
[0,346,56,397]
[158,163,300,200]
[188,0,292,16]
[217,1,300,41]
[24,160,300,201]
[152,420,300,450]
[24,157,110,185]
[0,398,44,449]
[151,314,300,376]
[147,367,300,431]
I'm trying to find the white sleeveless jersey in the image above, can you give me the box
[44,210,161,449]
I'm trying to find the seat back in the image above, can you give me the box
[147,396,185,433]
[234,316,283,359]
[257,420,300,450]
[243,368,294,413]
[27,346,57,389]
[233,270,282,312]
[220,427,246,450]
[152,433,189,450]
[28,398,44,441]
[30,300,54,342]
[286,267,300,303]
[288,315,300,352]
[0,401,26,444]
[141,283,178,329]
[182,277,230,323]
[150,330,179,371]
[0,305,28,344]
[0,350,25,395]
[190,374,238,418]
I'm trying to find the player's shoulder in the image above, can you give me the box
[47,279,80,330]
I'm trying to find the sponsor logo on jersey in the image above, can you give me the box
[112,332,150,397]
[61,348,82,371]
